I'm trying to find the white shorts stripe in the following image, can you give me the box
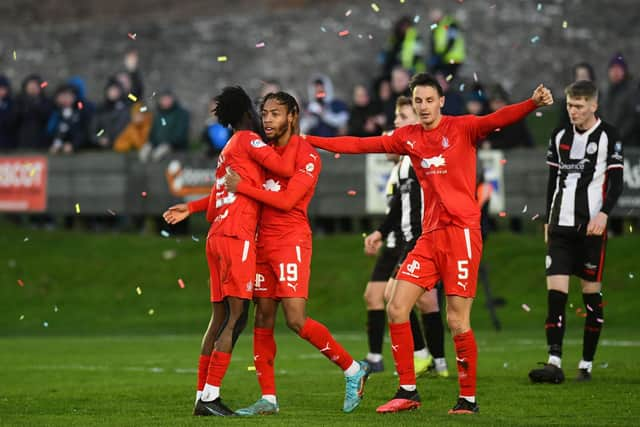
[295,246,302,263]
[463,228,472,260]
[241,240,250,263]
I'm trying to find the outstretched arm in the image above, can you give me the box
[187,195,209,213]
[303,132,407,155]
[234,177,310,211]
[470,84,554,140]
[246,135,300,177]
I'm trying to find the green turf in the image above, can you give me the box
[1,224,639,425]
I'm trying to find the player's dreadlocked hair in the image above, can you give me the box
[214,86,261,131]
[260,91,300,116]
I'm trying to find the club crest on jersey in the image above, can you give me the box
[305,162,315,173]
[441,136,450,148]
[263,179,281,192]
[250,139,267,148]
[586,142,598,155]
[421,154,446,169]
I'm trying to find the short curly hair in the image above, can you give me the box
[214,86,255,128]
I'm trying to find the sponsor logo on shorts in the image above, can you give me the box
[254,273,268,291]
[402,260,421,278]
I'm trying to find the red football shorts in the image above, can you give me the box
[206,235,255,302]
[254,242,312,300]
[396,226,482,298]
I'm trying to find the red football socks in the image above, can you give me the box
[254,327,277,395]
[205,351,232,387]
[453,329,478,397]
[197,354,211,391]
[389,321,416,386]
[299,317,354,370]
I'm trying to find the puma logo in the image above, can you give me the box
[320,342,331,352]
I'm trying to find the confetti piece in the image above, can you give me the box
[473,72,478,82]
[247,366,256,371]
[128,93,138,102]
[499,211,507,217]
[40,81,48,89]
[413,15,420,24]
[522,205,528,213]
[569,303,574,308]
[371,3,380,12]
[148,308,155,316]
[345,9,352,16]
[430,23,438,30]
[334,153,341,159]
[19,315,24,320]
[141,191,147,197]
[600,362,608,368]
[368,34,373,40]
[530,36,540,44]
[629,273,635,279]
[54,305,59,312]
[521,303,531,312]
[136,286,142,295]
[17,279,24,287]
[160,230,170,238]
[191,235,200,242]
[361,233,367,238]
[535,111,543,117]
[107,209,116,216]
[347,190,357,196]
[178,278,185,289]
[596,318,604,323]
[97,129,105,137]
[339,30,350,37]
[217,56,228,62]
[500,159,507,165]
[127,32,137,40]
[562,20,568,29]
[162,249,176,260]
[77,101,84,110]
[503,362,509,368]
[531,214,540,221]
[140,106,148,112]
[23,237,29,242]
[459,83,465,91]
[75,203,80,214]
[630,225,633,233]
[161,117,166,126]
[446,74,453,82]
[43,322,49,328]
[320,26,326,32]
[13,50,17,60]
[255,42,265,48]
[586,304,593,312]
[536,3,542,11]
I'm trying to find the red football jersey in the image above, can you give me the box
[235,135,321,245]
[305,99,537,233]
[188,130,298,240]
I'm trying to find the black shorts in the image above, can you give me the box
[546,225,607,282]
[370,244,403,282]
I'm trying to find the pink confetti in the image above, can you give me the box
[499,211,507,217]
[347,190,357,196]
[596,318,604,323]
[500,159,507,165]
[40,81,48,89]
[586,304,593,312]
[521,303,531,312]
[339,30,350,37]
[141,191,147,198]
[531,214,540,221]
[334,153,341,159]
[17,279,24,287]
[178,278,185,289]
[77,101,84,110]
[255,42,265,48]
[127,32,137,40]
[107,209,116,216]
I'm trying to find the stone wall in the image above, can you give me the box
[1,0,638,134]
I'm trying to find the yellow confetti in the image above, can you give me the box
[13,50,16,60]
[29,168,36,177]
[217,56,228,62]
[148,308,155,316]
[371,3,380,12]
[128,93,138,102]
[75,203,80,214]
[136,286,142,295]
[562,20,568,29]
[446,74,453,82]
[247,366,256,371]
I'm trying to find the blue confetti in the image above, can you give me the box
[530,35,540,44]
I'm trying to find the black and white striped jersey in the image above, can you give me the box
[546,119,624,227]
[378,156,424,243]
[383,161,401,248]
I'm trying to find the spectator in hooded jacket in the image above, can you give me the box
[601,53,636,144]
[139,89,189,162]
[91,77,130,149]
[48,84,90,154]
[348,84,385,137]
[300,73,349,137]
[0,75,15,150]
[12,74,53,151]
[123,47,144,99]
[114,102,153,153]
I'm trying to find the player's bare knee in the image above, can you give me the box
[446,312,469,335]
[364,286,384,310]
[386,300,409,323]
[284,314,305,333]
